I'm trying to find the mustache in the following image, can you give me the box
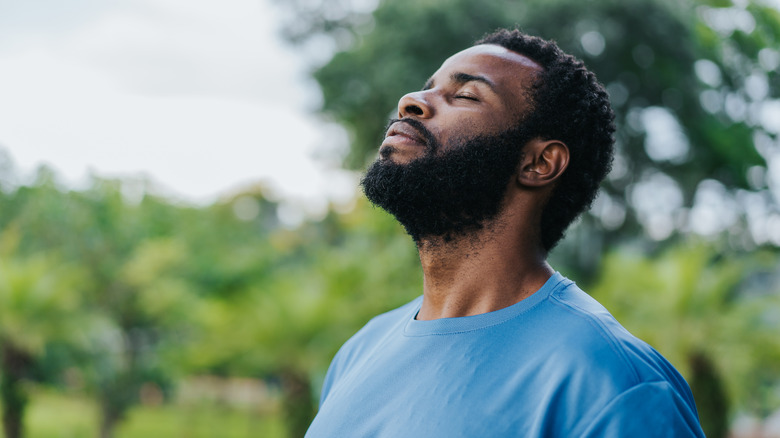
[384,118,439,153]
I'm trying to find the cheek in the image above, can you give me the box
[436,116,507,151]
[440,114,479,137]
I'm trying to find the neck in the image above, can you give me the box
[415,211,553,320]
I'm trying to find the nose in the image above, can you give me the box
[397,91,433,119]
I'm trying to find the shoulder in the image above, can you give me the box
[540,277,698,407]
[517,276,702,435]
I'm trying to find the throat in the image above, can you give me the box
[415,221,552,321]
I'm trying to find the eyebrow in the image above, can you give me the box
[423,72,498,93]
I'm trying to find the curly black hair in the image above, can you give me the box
[476,29,616,251]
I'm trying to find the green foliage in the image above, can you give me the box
[0,176,210,437]
[0,229,91,356]
[0,226,101,438]
[186,197,418,375]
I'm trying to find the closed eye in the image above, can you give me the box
[455,94,479,101]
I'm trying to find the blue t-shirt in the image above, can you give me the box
[306,272,705,437]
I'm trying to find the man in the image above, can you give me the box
[306,29,705,437]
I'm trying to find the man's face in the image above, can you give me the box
[361,45,543,242]
[379,44,542,164]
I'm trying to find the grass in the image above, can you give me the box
[12,389,287,438]
[24,390,94,438]
[117,402,286,438]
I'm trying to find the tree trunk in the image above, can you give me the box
[1,343,33,438]
[97,380,133,438]
[689,351,729,438]
[97,324,142,438]
[279,369,314,438]
[99,407,122,438]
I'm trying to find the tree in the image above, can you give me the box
[0,227,102,438]
[0,173,207,438]
[88,238,198,438]
[0,168,298,436]
[590,242,780,438]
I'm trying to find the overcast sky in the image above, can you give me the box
[0,0,356,215]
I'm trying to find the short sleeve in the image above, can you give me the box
[579,381,705,437]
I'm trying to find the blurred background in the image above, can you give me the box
[1,0,779,437]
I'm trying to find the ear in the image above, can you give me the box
[516,138,569,188]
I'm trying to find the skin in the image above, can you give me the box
[381,44,570,320]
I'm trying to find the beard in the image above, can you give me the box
[361,119,530,243]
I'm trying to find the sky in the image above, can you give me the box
[0,0,357,217]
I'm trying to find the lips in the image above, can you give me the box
[384,121,427,147]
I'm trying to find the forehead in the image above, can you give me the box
[432,44,542,107]
[439,44,542,73]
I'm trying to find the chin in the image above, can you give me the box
[379,147,422,165]
[379,145,395,159]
